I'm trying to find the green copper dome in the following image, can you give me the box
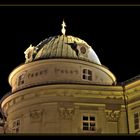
[24,35,101,65]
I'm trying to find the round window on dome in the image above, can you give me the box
[80,46,86,54]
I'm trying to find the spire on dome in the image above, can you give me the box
[61,20,66,35]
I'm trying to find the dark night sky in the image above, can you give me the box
[0,6,140,99]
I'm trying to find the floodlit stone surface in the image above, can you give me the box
[1,30,140,134]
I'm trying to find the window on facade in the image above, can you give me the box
[35,72,38,76]
[82,69,92,81]
[134,113,139,130]
[18,74,25,86]
[12,119,20,133]
[82,115,96,132]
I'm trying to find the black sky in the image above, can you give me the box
[0,6,140,98]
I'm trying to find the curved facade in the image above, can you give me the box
[9,59,116,93]
[0,26,140,134]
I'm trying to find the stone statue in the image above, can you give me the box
[24,44,38,63]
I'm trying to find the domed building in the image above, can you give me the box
[0,21,140,134]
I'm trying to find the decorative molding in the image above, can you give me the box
[105,104,121,110]
[58,102,75,120]
[105,110,120,122]
[30,109,42,122]
[79,106,98,110]
[54,67,79,75]
[27,69,48,79]
[59,108,74,120]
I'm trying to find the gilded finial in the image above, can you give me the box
[61,20,66,35]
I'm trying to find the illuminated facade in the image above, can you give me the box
[0,22,140,134]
